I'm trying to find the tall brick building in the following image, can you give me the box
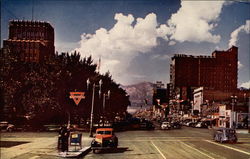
[3,20,55,62]
[170,46,238,99]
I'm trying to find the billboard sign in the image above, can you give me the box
[193,92,202,112]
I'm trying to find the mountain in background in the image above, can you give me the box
[121,82,154,108]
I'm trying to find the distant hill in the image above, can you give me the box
[121,82,154,107]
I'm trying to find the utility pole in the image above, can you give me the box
[89,84,95,137]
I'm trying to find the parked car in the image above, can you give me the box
[182,120,191,126]
[43,125,61,132]
[195,121,208,128]
[91,128,118,153]
[195,122,202,128]
[161,122,171,130]
[171,121,182,129]
[186,121,195,127]
[0,121,15,132]
[213,128,237,143]
[140,120,155,130]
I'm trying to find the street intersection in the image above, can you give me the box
[1,127,250,159]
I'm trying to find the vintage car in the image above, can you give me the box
[195,121,209,128]
[213,128,237,143]
[140,120,155,130]
[161,121,171,130]
[91,128,118,153]
[0,121,15,132]
[171,121,182,129]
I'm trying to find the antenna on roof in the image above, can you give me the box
[32,0,34,20]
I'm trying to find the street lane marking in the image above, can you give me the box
[29,156,40,159]
[147,137,201,138]
[151,141,166,159]
[181,142,215,159]
[120,139,204,141]
[204,140,250,156]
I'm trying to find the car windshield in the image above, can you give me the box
[97,131,112,135]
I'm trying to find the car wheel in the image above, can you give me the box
[7,128,13,132]
[213,135,216,141]
[234,138,237,143]
[220,137,223,143]
[93,149,96,153]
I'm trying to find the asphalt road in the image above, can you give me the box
[0,127,250,159]
[85,127,250,159]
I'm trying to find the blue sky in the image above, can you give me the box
[1,0,250,88]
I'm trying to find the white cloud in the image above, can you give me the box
[238,61,243,69]
[168,41,176,46]
[75,13,166,84]
[151,54,170,60]
[240,81,250,89]
[167,1,225,43]
[74,1,229,84]
[229,20,250,47]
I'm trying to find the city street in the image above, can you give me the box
[1,127,250,159]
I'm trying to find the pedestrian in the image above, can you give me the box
[58,126,63,150]
[60,125,70,155]
[233,121,236,129]
[243,116,248,128]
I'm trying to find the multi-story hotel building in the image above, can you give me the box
[170,46,238,99]
[3,20,55,62]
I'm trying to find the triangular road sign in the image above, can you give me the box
[70,92,85,105]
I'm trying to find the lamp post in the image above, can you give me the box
[102,90,110,126]
[87,78,103,137]
[231,95,237,128]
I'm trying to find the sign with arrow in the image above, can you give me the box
[70,92,85,105]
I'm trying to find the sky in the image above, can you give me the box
[1,0,250,88]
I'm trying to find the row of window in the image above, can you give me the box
[20,52,40,61]
[8,42,40,49]
[10,30,53,40]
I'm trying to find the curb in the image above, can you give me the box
[57,146,91,158]
[236,130,249,134]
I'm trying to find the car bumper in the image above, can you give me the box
[91,142,116,148]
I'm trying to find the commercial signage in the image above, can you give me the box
[70,92,85,105]
[219,105,226,118]
[193,92,202,112]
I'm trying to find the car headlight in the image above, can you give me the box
[96,138,102,143]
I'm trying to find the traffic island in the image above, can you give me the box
[57,146,91,158]
[58,131,93,158]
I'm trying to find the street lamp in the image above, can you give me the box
[102,90,110,126]
[231,95,237,128]
[87,78,103,137]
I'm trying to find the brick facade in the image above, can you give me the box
[170,46,238,95]
[3,20,55,62]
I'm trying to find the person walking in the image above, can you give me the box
[58,126,63,150]
[59,125,70,156]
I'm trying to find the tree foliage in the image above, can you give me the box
[0,49,130,127]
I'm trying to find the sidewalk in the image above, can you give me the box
[209,127,250,134]
[0,132,93,159]
[236,129,250,134]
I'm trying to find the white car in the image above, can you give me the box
[195,122,202,128]
[161,122,171,130]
